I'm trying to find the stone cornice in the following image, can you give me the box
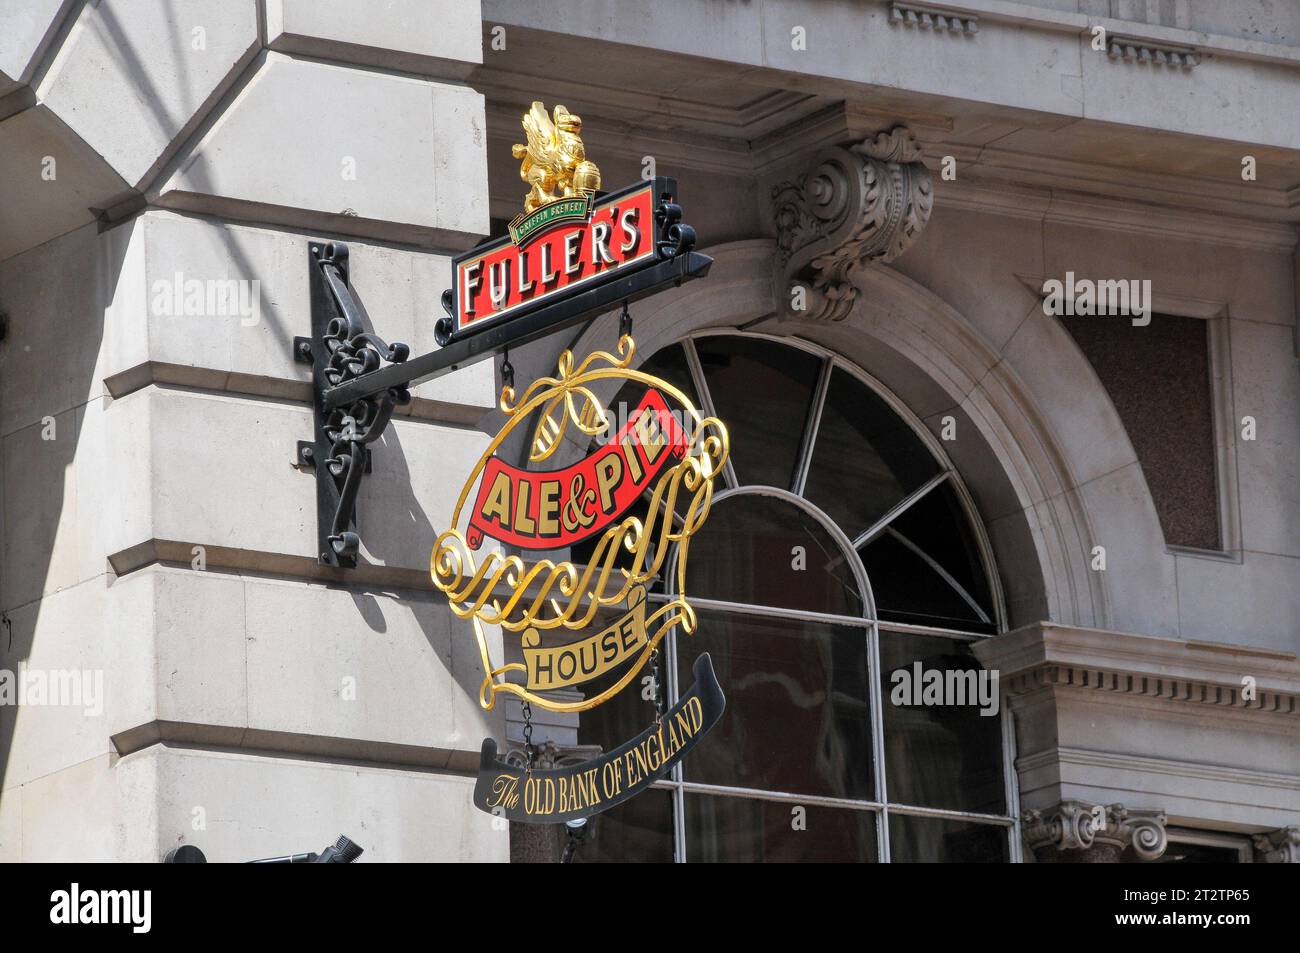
[973,623,1300,716]
[1019,746,1300,794]
[477,91,1299,250]
[928,142,1299,237]
[926,0,1300,70]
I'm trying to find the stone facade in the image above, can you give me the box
[0,0,504,863]
[0,0,1296,861]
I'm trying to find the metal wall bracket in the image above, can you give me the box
[297,190,711,568]
[298,242,410,567]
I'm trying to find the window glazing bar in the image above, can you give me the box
[791,356,833,496]
[683,337,739,490]
[672,780,884,812]
[645,592,873,628]
[876,618,994,641]
[885,526,992,625]
[851,470,951,550]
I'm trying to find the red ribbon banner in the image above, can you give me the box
[467,389,687,551]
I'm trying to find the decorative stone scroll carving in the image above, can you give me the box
[1023,800,1168,863]
[772,126,933,322]
[1253,826,1300,863]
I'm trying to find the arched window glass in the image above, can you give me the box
[572,334,1015,863]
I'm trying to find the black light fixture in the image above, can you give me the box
[249,834,364,864]
[561,817,589,863]
[161,834,363,863]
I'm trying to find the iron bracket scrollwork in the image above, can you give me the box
[654,197,696,260]
[295,242,411,568]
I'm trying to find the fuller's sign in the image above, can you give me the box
[449,179,661,339]
[430,101,729,826]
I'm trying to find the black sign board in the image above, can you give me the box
[474,654,725,824]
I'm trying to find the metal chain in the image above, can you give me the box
[649,645,665,725]
[619,301,632,340]
[521,700,536,769]
[501,346,514,394]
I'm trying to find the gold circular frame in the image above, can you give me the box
[430,335,729,713]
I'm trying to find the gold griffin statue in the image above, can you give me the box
[511,101,602,214]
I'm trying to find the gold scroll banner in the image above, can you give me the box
[522,586,648,692]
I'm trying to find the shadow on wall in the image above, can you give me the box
[334,281,487,710]
[0,217,126,802]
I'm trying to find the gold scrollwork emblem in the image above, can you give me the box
[430,334,729,714]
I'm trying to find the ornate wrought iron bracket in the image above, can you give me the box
[296,242,412,567]
[295,198,711,568]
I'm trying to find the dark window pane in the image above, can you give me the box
[571,790,675,863]
[677,608,874,800]
[860,533,995,633]
[879,631,1005,814]
[685,794,877,862]
[886,481,994,624]
[1061,313,1219,550]
[888,813,1008,862]
[804,368,941,538]
[694,335,821,489]
[686,494,863,615]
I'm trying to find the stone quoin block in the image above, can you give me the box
[98,386,491,576]
[155,54,489,248]
[39,0,260,186]
[266,0,483,80]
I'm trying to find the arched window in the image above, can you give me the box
[571,333,1017,862]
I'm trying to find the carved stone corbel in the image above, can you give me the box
[772,126,933,322]
[1253,826,1300,863]
[1023,800,1168,863]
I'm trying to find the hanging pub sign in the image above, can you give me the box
[429,102,730,825]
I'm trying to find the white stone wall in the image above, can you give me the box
[0,0,507,862]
